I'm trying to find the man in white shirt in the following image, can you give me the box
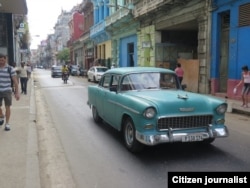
[19,62,28,94]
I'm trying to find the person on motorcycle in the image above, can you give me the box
[62,65,69,80]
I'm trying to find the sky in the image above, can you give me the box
[27,0,81,49]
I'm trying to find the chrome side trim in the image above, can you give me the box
[108,100,140,114]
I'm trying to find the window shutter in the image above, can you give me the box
[239,3,250,27]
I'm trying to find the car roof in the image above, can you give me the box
[105,67,175,75]
[52,65,62,68]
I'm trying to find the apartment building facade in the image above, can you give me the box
[0,0,28,66]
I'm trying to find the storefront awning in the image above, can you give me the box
[0,0,27,14]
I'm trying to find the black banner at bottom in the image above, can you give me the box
[168,172,249,188]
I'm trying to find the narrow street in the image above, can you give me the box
[34,69,250,188]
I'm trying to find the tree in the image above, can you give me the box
[56,48,70,64]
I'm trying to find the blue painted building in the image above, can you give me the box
[90,0,138,68]
[210,0,250,99]
[90,0,111,67]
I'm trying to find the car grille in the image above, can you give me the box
[157,115,213,130]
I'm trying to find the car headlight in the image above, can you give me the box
[216,103,227,114]
[143,107,156,119]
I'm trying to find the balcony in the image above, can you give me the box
[133,0,165,17]
[90,21,105,37]
[106,8,130,27]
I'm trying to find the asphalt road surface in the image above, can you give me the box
[34,69,250,188]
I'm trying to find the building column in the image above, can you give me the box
[197,13,210,94]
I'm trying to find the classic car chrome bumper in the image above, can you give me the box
[136,126,229,146]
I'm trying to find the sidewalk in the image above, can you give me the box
[225,97,250,116]
[206,94,250,116]
[0,73,249,188]
[0,74,40,188]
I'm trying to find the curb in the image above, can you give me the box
[25,74,41,188]
[232,108,250,116]
[230,101,250,116]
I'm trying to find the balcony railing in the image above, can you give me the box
[133,0,165,17]
[90,21,105,37]
[106,8,130,27]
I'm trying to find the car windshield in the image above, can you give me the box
[96,67,108,72]
[52,66,62,70]
[71,65,78,69]
[121,72,178,90]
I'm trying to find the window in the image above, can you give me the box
[110,75,120,90]
[239,3,250,27]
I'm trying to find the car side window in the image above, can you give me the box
[102,74,111,89]
[121,75,133,91]
[110,75,120,90]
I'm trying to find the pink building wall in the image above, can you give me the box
[211,78,242,100]
[72,11,84,41]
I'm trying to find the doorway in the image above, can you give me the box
[127,43,134,67]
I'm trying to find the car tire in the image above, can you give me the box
[123,117,144,153]
[93,76,96,83]
[88,76,90,82]
[92,106,102,123]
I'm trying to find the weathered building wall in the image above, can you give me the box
[136,0,210,94]
[137,25,156,67]
[157,0,210,94]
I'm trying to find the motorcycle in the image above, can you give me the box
[62,72,69,84]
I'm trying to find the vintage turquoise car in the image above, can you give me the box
[87,67,229,152]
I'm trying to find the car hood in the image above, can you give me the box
[125,90,226,115]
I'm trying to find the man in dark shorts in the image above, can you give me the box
[0,54,20,131]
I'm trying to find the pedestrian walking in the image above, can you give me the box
[0,53,20,131]
[19,62,28,94]
[12,62,20,93]
[235,65,250,108]
[175,63,184,84]
[26,62,32,80]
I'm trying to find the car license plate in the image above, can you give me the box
[182,134,203,142]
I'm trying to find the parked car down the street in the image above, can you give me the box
[70,65,79,76]
[87,67,229,153]
[51,65,62,78]
[87,66,108,82]
[36,65,44,69]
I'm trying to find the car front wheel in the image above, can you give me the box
[123,117,144,153]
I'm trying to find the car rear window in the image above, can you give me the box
[97,67,108,72]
